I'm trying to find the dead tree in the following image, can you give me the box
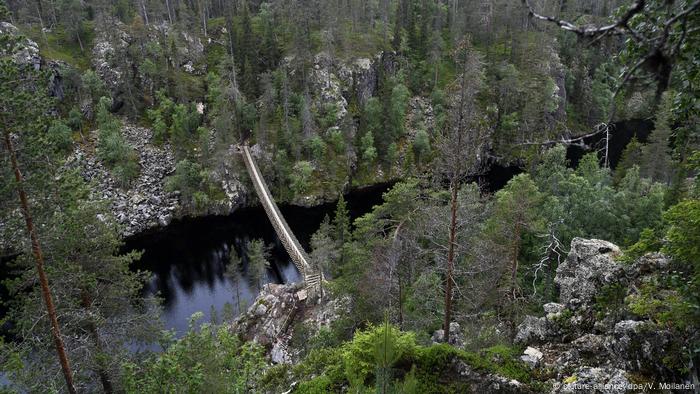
[433,39,489,343]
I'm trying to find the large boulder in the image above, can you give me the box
[555,238,622,307]
[231,283,350,364]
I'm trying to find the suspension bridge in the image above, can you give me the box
[237,144,322,295]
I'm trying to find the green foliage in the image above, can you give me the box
[28,24,94,70]
[640,92,674,184]
[123,318,266,394]
[47,120,73,154]
[0,0,9,22]
[619,228,664,263]
[289,160,314,196]
[373,317,404,393]
[247,239,271,288]
[166,159,221,214]
[412,128,431,165]
[662,199,700,272]
[532,147,665,249]
[627,282,695,331]
[614,137,644,185]
[96,97,139,186]
[279,322,533,394]
[594,283,627,319]
[147,90,205,159]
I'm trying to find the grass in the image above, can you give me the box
[25,23,94,70]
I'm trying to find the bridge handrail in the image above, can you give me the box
[241,145,312,277]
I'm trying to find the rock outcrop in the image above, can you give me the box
[0,22,40,68]
[515,238,694,393]
[554,238,621,306]
[231,283,350,364]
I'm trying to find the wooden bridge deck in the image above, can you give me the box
[239,144,321,292]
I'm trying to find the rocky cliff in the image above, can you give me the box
[232,238,698,393]
[516,238,697,393]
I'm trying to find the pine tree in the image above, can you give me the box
[434,39,487,343]
[226,249,244,313]
[310,216,339,296]
[0,32,77,394]
[333,194,351,247]
[2,32,159,391]
[247,239,270,289]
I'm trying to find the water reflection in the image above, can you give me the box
[125,183,391,337]
[130,210,304,336]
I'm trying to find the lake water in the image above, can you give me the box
[124,183,391,336]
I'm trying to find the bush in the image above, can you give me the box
[123,316,266,394]
[47,120,73,154]
[276,324,534,393]
[290,161,314,196]
[166,159,220,214]
[96,97,140,186]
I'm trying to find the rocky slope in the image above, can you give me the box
[232,238,698,393]
[515,238,697,393]
[65,125,181,237]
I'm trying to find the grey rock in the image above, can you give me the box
[65,124,180,236]
[552,367,629,394]
[254,303,269,317]
[544,302,566,314]
[453,360,525,393]
[158,214,172,227]
[232,283,349,364]
[432,322,464,346]
[515,315,549,345]
[613,320,645,336]
[1,22,40,68]
[271,340,292,364]
[521,347,543,368]
[555,238,622,307]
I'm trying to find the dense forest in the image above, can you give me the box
[1,0,699,392]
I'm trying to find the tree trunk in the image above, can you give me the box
[76,32,84,52]
[3,130,77,394]
[141,0,149,25]
[509,221,521,297]
[165,0,174,24]
[443,180,458,343]
[398,275,404,329]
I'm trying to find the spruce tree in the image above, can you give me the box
[247,239,270,289]
[641,92,674,184]
[614,136,644,185]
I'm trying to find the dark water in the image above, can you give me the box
[123,183,391,336]
[2,119,648,339]
[566,119,654,168]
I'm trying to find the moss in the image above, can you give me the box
[25,25,94,70]
[462,345,532,383]
[286,327,535,392]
